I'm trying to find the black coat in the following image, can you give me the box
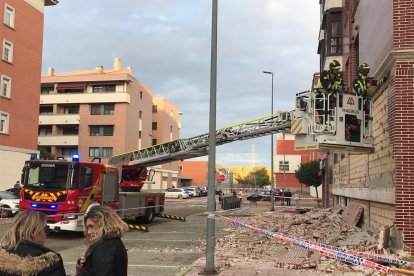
[79,235,128,276]
[0,240,66,276]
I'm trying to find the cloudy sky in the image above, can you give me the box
[42,0,320,168]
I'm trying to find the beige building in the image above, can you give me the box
[0,0,57,190]
[143,97,182,190]
[40,59,153,162]
[40,58,181,189]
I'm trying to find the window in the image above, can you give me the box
[152,139,157,145]
[152,105,158,113]
[1,75,11,98]
[139,111,142,119]
[40,106,53,115]
[41,86,54,94]
[140,91,143,99]
[138,131,141,138]
[328,12,342,55]
[63,105,79,114]
[90,104,114,115]
[80,167,93,189]
[152,122,157,130]
[92,84,116,92]
[62,126,78,135]
[90,125,114,136]
[0,112,9,134]
[162,176,168,181]
[279,161,289,171]
[4,5,15,28]
[89,147,113,157]
[62,147,78,157]
[2,40,13,63]
[38,126,52,136]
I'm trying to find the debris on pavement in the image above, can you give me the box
[209,204,410,275]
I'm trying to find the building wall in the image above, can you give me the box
[275,134,320,190]
[178,161,208,187]
[331,0,414,253]
[0,0,51,189]
[41,65,153,164]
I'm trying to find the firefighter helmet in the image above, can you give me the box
[358,63,370,75]
[329,60,341,71]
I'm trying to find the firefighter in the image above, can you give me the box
[317,60,345,94]
[352,63,387,122]
[315,60,345,124]
[352,63,387,98]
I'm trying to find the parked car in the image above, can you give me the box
[0,191,20,217]
[165,188,190,199]
[183,187,198,197]
[198,187,208,197]
[5,187,20,197]
[247,190,280,202]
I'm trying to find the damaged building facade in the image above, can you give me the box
[318,0,414,252]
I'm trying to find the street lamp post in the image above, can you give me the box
[263,70,275,211]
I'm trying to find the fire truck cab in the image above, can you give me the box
[19,159,164,232]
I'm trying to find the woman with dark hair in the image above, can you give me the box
[0,210,66,276]
[76,205,129,276]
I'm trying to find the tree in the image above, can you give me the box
[295,160,322,198]
[39,147,55,160]
[235,167,270,187]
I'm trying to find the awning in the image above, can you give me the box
[56,82,88,90]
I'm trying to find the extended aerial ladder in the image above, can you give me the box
[109,90,374,169]
[108,112,292,166]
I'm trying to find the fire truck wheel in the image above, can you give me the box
[145,207,155,223]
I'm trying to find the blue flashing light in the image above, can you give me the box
[31,203,38,208]
[72,154,80,161]
[50,204,57,209]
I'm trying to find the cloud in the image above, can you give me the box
[42,0,320,167]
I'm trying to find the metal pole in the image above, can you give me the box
[204,0,218,274]
[263,71,275,211]
[283,131,286,196]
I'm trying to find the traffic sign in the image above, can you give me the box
[219,174,226,182]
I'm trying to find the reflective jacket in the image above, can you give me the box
[352,74,381,97]
[316,70,344,93]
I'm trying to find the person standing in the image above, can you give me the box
[0,210,66,276]
[293,192,301,209]
[238,189,243,205]
[76,205,129,276]
[14,181,21,188]
[285,190,292,206]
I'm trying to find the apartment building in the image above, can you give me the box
[275,133,320,191]
[39,58,153,163]
[145,97,182,190]
[319,0,414,252]
[0,0,57,190]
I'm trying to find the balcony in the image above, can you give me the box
[323,0,343,11]
[39,114,80,125]
[38,135,79,146]
[40,92,130,105]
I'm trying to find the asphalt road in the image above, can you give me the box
[0,196,209,252]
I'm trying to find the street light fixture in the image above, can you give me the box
[263,70,275,211]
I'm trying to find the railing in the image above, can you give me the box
[109,112,292,166]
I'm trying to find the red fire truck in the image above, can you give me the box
[19,158,164,232]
